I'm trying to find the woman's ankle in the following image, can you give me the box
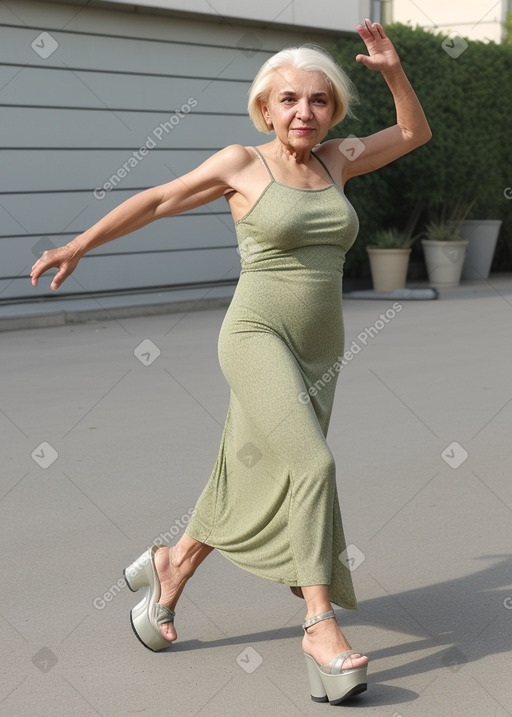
[169,536,213,576]
[301,585,333,621]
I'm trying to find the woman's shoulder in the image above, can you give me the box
[216,144,256,165]
[202,145,260,181]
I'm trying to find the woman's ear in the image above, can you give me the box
[259,99,273,130]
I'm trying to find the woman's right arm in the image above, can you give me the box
[31,144,248,291]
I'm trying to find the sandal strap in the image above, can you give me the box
[325,650,360,674]
[302,610,336,631]
[155,604,175,625]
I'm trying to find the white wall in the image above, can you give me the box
[391,0,506,42]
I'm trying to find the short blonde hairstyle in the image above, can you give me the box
[247,44,357,134]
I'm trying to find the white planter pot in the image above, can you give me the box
[458,220,502,280]
[366,247,411,291]
[421,239,468,287]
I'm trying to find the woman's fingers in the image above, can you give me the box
[31,253,55,286]
[30,258,47,287]
[50,267,68,292]
[355,53,371,67]
[30,246,77,290]
[356,19,373,40]
[357,18,386,44]
[371,21,386,39]
[355,19,399,71]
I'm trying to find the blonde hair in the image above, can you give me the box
[247,44,357,134]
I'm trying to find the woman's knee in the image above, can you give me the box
[294,445,336,491]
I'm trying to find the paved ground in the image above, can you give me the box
[1,277,512,716]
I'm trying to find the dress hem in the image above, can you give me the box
[184,526,358,611]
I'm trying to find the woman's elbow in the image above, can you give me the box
[419,122,433,146]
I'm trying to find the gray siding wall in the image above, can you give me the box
[0,0,353,302]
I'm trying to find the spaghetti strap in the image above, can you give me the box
[311,149,336,184]
[252,147,275,181]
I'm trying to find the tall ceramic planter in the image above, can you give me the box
[421,239,468,287]
[366,247,411,291]
[458,220,502,280]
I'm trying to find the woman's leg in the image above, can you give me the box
[154,534,214,640]
[301,585,368,669]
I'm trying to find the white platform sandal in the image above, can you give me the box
[123,545,175,651]
[302,611,368,705]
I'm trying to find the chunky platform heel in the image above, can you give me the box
[123,545,175,652]
[302,611,367,705]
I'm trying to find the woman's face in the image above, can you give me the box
[260,66,335,150]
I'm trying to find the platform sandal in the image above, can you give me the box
[302,610,368,705]
[123,545,175,651]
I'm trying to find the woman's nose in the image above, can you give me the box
[295,99,314,119]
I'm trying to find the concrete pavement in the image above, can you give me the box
[1,276,512,716]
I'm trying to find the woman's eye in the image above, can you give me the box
[281,98,327,105]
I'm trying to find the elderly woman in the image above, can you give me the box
[31,19,430,705]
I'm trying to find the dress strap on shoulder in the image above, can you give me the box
[311,150,336,184]
[252,147,275,181]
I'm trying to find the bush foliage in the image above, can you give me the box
[326,23,512,276]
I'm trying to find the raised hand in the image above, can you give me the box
[30,243,82,291]
[355,18,401,73]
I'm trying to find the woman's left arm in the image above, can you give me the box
[339,19,432,183]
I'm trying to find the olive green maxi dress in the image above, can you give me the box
[185,147,359,609]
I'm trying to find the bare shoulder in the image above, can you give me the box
[210,144,254,174]
[213,144,260,197]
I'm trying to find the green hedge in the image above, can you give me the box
[326,23,512,276]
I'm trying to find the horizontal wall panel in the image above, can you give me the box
[2,108,262,148]
[0,191,231,237]
[0,150,219,192]
[0,0,293,49]
[0,26,269,81]
[0,214,237,275]
[0,247,242,300]
[0,66,250,114]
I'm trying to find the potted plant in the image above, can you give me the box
[459,218,502,281]
[446,199,501,280]
[366,208,420,291]
[421,204,471,287]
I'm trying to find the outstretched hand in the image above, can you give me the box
[30,243,81,292]
[355,18,401,73]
